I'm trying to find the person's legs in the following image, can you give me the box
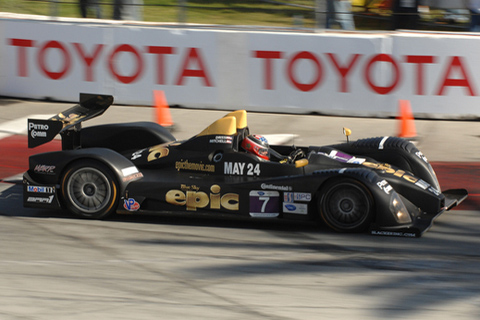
[470,10,480,31]
[92,0,102,18]
[326,0,335,28]
[79,0,88,18]
[114,0,123,20]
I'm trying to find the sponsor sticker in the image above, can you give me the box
[249,190,279,218]
[124,198,140,211]
[371,230,417,238]
[284,192,294,203]
[27,119,63,148]
[27,195,54,204]
[209,136,233,144]
[122,172,143,182]
[377,180,393,194]
[27,186,55,194]
[284,192,312,202]
[282,202,308,215]
[176,160,215,173]
[362,162,419,184]
[34,165,56,174]
[29,122,49,139]
[261,183,291,191]
[166,184,239,211]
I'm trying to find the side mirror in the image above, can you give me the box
[295,159,309,168]
[343,127,352,143]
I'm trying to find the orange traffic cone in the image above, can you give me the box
[153,90,174,129]
[397,100,417,140]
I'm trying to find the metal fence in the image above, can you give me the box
[0,0,472,31]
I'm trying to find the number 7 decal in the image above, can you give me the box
[258,196,270,213]
[249,190,279,218]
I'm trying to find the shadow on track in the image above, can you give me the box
[2,181,480,319]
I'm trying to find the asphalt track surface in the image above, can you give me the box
[0,98,479,319]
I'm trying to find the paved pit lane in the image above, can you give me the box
[1,182,479,320]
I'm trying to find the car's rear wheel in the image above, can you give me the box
[61,160,119,219]
[318,178,374,233]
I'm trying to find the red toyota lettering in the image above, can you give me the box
[72,43,104,82]
[365,54,401,95]
[405,55,436,95]
[436,56,476,96]
[9,38,35,77]
[108,44,143,84]
[38,40,71,80]
[147,46,175,85]
[253,50,283,90]
[287,51,323,92]
[175,47,213,86]
[326,53,362,92]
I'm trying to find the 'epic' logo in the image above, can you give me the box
[165,185,239,211]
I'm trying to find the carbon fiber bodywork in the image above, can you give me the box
[23,94,468,237]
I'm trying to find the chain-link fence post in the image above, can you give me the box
[178,0,186,23]
[315,0,327,29]
[49,0,59,17]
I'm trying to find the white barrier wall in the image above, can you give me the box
[1,15,480,118]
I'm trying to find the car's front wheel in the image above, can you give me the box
[318,178,374,233]
[61,160,119,219]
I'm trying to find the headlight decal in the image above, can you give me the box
[390,193,412,224]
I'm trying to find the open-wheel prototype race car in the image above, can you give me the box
[23,93,468,237]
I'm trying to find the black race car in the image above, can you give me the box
[23,93,468,237]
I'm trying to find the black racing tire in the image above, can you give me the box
[61,160,119,219]
[318,178,374,233]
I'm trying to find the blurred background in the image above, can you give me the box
[0,0,476,32]
[1,3,479,319]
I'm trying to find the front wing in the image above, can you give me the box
[370,188,468,237]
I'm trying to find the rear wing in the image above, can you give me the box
[27,93,114,149]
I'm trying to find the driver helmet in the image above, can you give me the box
[241,134,269,160]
